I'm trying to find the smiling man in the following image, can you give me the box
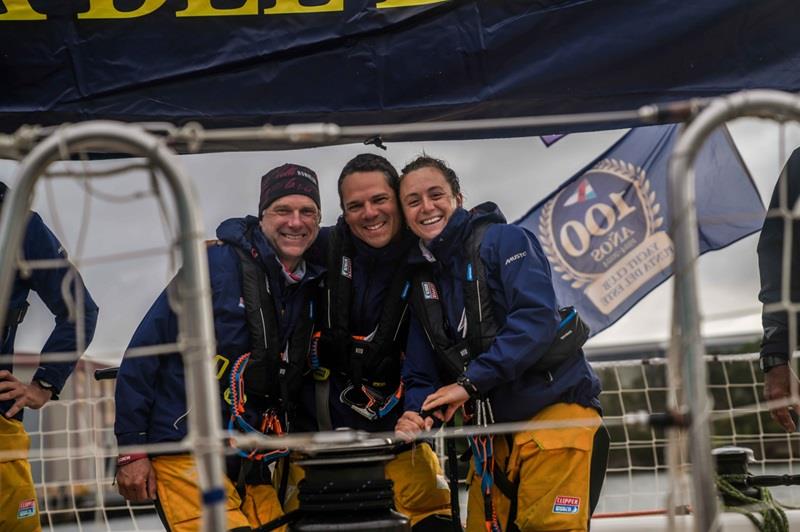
[291,154,453,531]
[114,163,324,532]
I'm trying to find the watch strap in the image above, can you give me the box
[760,355,789,374]
[33,379,59,400]
[456,374,480,399]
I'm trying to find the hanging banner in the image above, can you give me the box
[1,1,799,142]
[516,124,764,335]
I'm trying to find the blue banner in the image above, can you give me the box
[515,125,764,336]
[1,1,799,140]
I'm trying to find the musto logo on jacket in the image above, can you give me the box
[538,158,674,314]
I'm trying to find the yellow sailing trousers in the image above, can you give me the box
[466,403,603,532]
[0,416,40,532]
[151,454,285,531]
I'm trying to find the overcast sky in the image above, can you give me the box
[3,119,799,364]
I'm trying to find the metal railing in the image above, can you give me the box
[668,89,800,532]
[0,121,227,532]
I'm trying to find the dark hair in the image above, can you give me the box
[400,155,461,197]
[337,153,399,210]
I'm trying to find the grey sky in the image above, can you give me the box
[3,119,799,364]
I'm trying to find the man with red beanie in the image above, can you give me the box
[114,163,324,531]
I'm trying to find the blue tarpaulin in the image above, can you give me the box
[515,124,764,336]
[1,0,799,140]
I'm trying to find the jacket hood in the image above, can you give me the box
[216,215,259,253]
[216,215,281,269]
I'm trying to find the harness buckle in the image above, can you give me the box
[348,336,371,382]
[339,381,404,421]
[340,384,379,421]
[313,367,330,381]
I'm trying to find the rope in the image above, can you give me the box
[715,475,789,532]
[227,352,289,463]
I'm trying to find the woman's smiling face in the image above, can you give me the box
[400,166,461,243]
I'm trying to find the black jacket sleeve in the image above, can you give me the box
[758,148,800,359]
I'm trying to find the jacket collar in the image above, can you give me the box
[337,217,415,265]
[410,202,507,266]
[216,215,324,283]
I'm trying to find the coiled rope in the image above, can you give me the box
[715,475,789,532]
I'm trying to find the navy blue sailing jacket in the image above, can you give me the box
[1,210,98,420]
[114,216,323,447]
[403,203,601,423]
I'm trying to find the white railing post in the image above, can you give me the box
[0,121,227,532]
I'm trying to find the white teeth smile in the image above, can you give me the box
[421,216,442,226]
[281,233,306,240]
[365,222,385,231]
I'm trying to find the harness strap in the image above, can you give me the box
[469,433,501,532]
[322,226,411,388]
[410,220,591,384]
[314,379,333,431]
[463,222,498,360]
[234,245,282,405]
[445,422,463,532]
[277,454,291,507]
[232,237,316,421]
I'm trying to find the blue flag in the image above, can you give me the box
[516,124,764,336]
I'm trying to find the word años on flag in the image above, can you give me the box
[0,0,446,21]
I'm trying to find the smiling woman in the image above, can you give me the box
[398,163,462,244]
[396,154,607,532]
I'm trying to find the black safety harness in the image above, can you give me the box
[314,227,411,425]
[217,232,316,466]
[410,220,590,532]
[410,220,589,385]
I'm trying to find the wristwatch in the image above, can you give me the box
[456,374,480,399]
[759,355,789,374]
[33,379,58,400]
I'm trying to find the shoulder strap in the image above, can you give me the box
[325,225,355,334]
[366,270,411,350]
[320,227,354,373]
[234,241,317,418]
[410,266,470,380]
[282,282,316,423]
[409,220,500,381]
[323,227,411,385]
[411,221,590,384]
[233,245,282,404]
[462,221,500,359]
[357,266,411,386]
